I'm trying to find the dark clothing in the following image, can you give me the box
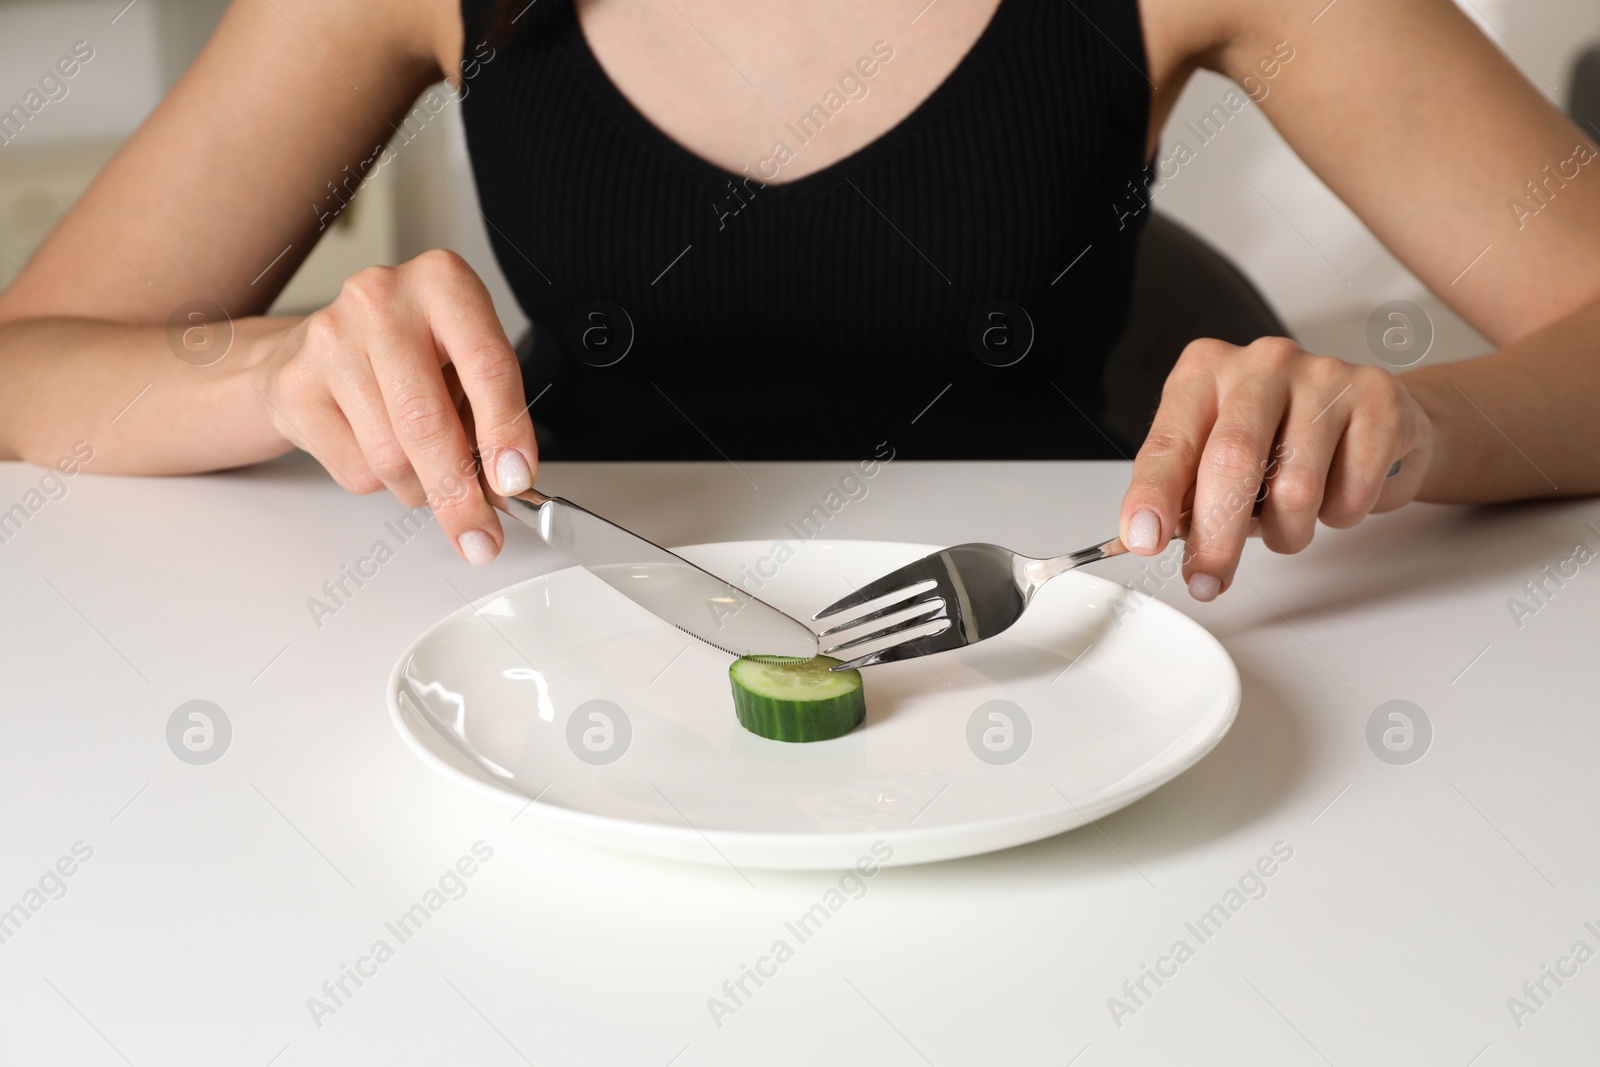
[460,0,1151,459]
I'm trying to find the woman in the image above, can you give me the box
[1,0,1596,603]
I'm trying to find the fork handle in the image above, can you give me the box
[1088,489,1266,565]
[1088,489,1260,566]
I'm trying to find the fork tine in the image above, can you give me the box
[820,601,947,656]
[828,623,959,671]
[816,587,942,638]
[811,570,940,621]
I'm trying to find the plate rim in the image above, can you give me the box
[387,539,1242,866]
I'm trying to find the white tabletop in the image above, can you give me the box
[1,456,1596,1065]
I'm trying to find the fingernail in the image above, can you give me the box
[458,529,498,566]
[494,449,532,495]
[1188,573,1221,602]
[1127,507,1160,551]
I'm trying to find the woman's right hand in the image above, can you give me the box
[252,249,538,565]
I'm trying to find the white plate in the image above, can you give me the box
[388,540,1240,869]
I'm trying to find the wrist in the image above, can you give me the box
[1397,369,1460,501]
[186,314,306,462]
[230,314,302,380]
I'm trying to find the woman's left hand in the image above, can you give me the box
[1117,336,1435,600]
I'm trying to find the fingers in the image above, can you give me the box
[262,371,381,495]
[305,411,381,495]
[1119,338,1434,605]
[1255,366,1348,555]
[1119,343,1220,556]
[1321,366,1418,527]
[334,264,500,564]
[414,250,539,496]
[453,379,509,514]
[1181,364,1290,601]
[258,254,527,566]
[371,326,504,566]
[1373,439,1429,514]
[327,367,427,507]
[332,258,516,566]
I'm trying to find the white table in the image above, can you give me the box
[1,456,1596,1065]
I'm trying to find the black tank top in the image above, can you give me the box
[459,0,1151,460]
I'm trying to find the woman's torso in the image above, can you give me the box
[457,0,1159,459]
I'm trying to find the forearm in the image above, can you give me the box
[0,314,299,473]
[1402,295,1600,504]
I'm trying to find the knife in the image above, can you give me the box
[491,487,820,660]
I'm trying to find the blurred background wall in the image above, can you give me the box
[2,0,1597,365]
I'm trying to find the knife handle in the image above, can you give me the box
[473,457,554,516]
[506,487,554,508]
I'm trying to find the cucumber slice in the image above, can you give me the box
[729,655,866,742]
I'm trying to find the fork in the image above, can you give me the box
[812,460,1402,670]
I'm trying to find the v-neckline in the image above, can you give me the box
[564,0,1017,194]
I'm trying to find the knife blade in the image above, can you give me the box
[494,488,820,660]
